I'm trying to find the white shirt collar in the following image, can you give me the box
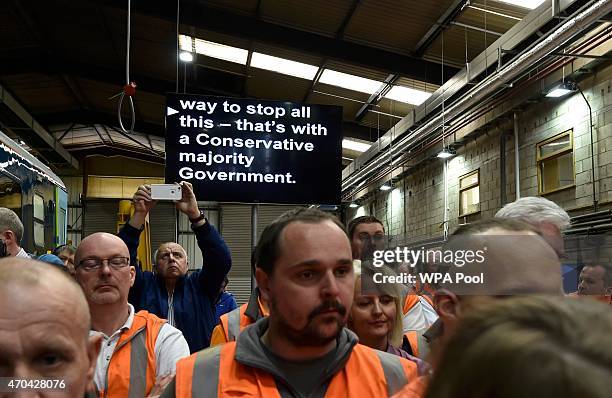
[90,304,135,339]
[15,247,29,258]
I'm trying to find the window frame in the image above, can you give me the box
[458,169,480,217]
[536,129,575,195]
[33,192,45,248]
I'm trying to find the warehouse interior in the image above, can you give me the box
[0,0,611,302]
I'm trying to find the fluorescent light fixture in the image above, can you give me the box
[380,183,393,191]
[178,35,193,52]
[497,0,545,9]
[179,52,193,62]
[195,39,248,65]
[251,52,318,80]
[437,148,454,159]
[342,138,372,153]
[546,82,575,98]
[319,70,382,95]
[385,85,432,106]
[349,202,359,208]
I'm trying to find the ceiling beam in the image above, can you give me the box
[354,74,400,122]
[413,0,468,57]
[0,83,79,169]
[91,0,458,85]
[0,52,243,99]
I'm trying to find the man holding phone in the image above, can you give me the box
[118,181,232,352]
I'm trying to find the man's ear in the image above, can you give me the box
[434,289,461,320]
[129,266,136,287]
[255,268,271,303]
[2,230,14,245]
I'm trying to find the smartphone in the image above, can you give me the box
[150,184,182,200]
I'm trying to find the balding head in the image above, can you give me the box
[75,233,134,308]
[442,227,563,295]
[433,219,564,360]
[0,258,100,396]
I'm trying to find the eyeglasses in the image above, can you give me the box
[77,256,130,271]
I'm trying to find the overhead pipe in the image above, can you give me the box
[349,22,611,200]
[342,0,612,194]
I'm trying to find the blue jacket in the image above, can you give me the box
[119,221,231,352]
[215,291,238,322]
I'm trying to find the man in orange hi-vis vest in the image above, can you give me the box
[162,208,417,397]
[75,232,190,398]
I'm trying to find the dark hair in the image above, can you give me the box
[451,218,540,236]
[347,215,384,240]
[255,208,347,275]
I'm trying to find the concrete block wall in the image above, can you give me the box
[347,63,612,240]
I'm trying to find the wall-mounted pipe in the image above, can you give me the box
[575,82,598,211]
[500,130,512,206]
[342,0,612,194]
[514,112,521,199]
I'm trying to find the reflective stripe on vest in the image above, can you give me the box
[226,307,242,341]
[375,350,410,397]
[175,341,416,397]
[100,311,164,398]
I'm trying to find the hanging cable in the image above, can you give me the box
[116,0,136,133]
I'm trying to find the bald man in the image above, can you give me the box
[392,218,564,398]
[75,233,189,398]
[0,257,100,397]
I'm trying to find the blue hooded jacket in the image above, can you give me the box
[119,220,231,352]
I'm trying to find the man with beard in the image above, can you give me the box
[162,208,417,398]
[75,233,189,397]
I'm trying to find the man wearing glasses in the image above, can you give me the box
[75,232,189,397]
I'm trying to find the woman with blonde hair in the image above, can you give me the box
[348,262,427,373]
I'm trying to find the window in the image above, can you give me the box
[33,194,45,247]
[537,130,574,195]
[459,170,480,217]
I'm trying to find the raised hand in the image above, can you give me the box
[175,181,200,220]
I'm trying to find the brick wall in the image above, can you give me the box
[347,63,612,242]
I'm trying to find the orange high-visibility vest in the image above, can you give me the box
[402,329,429,359]
[97,310,165,398]
[174,342,417,397]
[391,376,429,398]
[210,296,269,346]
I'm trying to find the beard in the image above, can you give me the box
[270,298,347,347]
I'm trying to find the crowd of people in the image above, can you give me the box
[0,185,611,397]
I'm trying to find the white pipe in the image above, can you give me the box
[514,112,520,199]
[443,159,449,239]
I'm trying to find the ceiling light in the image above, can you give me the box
[349,202,359,208]
[319,70,382,95]
[179,52,193,62]
[385,86,432,106]
[437,148,455,159]
[251,53,318,80]
[497,0,545,9]
[380,183,393,191]
[193,38,248,65]
[342,138,372,153]
[546,82,575,98]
